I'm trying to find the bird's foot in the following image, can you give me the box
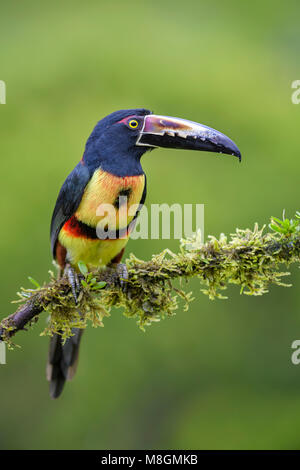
[64,264,81,304]
[116,263,128,291]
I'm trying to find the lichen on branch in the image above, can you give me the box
[0,212,299,347]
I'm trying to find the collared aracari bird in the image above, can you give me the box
[47,108,241,398]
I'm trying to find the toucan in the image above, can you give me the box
[47,108,241,398]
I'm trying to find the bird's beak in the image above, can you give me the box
[137,114,241,161]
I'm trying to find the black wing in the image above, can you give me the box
[50,162,91,257]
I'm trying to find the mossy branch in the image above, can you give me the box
[1,213,300,346]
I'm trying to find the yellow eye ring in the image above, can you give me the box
[128,119,139,129]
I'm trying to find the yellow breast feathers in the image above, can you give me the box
[75,169,145,230]
[58,169,145,268]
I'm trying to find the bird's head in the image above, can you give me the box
[83,108,241,176]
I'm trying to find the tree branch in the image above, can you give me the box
[1,214,299,345]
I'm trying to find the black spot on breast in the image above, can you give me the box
[114,188,132,209]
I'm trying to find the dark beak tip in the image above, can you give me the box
[221,146,241,162]
[236,151,242,162]
[229,144,241,162]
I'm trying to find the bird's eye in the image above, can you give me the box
[128,119,139,129]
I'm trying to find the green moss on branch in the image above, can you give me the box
[1,213,299,346]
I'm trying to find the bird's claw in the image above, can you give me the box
[64,264,80,304]
[116,263,128,291]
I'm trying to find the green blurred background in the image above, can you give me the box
[1,0,300,450]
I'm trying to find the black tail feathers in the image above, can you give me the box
[46,328,83,399]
